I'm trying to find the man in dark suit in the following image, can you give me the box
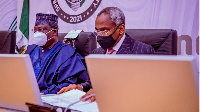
[58,7,155,102]
[93,7,154,55]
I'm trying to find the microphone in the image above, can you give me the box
[64,93,95,112]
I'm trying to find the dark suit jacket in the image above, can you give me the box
[81,33,155,92]
[93,33,155,54]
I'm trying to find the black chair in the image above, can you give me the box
[125,29,177,55]
[58,32,97,57]
[0,31,16,54]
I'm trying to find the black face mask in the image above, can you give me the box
[97,28,118,50]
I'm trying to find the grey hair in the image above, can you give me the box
[97,7,125,26]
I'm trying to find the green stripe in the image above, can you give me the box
[80,0,85,6]
[10,21,17,31]
[19,0,29,39]
[8,16,17,30]
[65,0,71,7]
[14,26,17,31]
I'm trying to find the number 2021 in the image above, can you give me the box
[70,15,82,23]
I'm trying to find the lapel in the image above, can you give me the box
[93,47,106,54]
[116,33,135,54]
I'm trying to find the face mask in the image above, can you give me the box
[97,28,118,50]
[33,29,54,46]
[97,35,116,50]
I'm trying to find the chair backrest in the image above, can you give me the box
[58,29,177,56]
[125,29,177,55]
[58,32,97,57]
[0,31,16,54]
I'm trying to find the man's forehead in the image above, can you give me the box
[95,14,115,29]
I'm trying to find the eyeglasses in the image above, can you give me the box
[94,25,119,36]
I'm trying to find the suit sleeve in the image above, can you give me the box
[145,45,155,54]
[81,80,92,92]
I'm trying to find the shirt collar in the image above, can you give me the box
[113,33,126,52]
[106,33,126,54]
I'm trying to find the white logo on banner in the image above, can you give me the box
[51,0,102,24]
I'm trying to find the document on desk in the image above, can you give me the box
[41,89,99,112]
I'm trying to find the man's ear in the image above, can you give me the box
[119,24,125,35]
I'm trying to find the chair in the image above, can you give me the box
[125,29,177,55]
[58,29,177,56]
[0,31,16,54]
[58,32,97,57]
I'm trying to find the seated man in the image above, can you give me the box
[25,13,89,94]
[58,7,155,101]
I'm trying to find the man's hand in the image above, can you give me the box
[57,84,83,94]
[80,89,96,103]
